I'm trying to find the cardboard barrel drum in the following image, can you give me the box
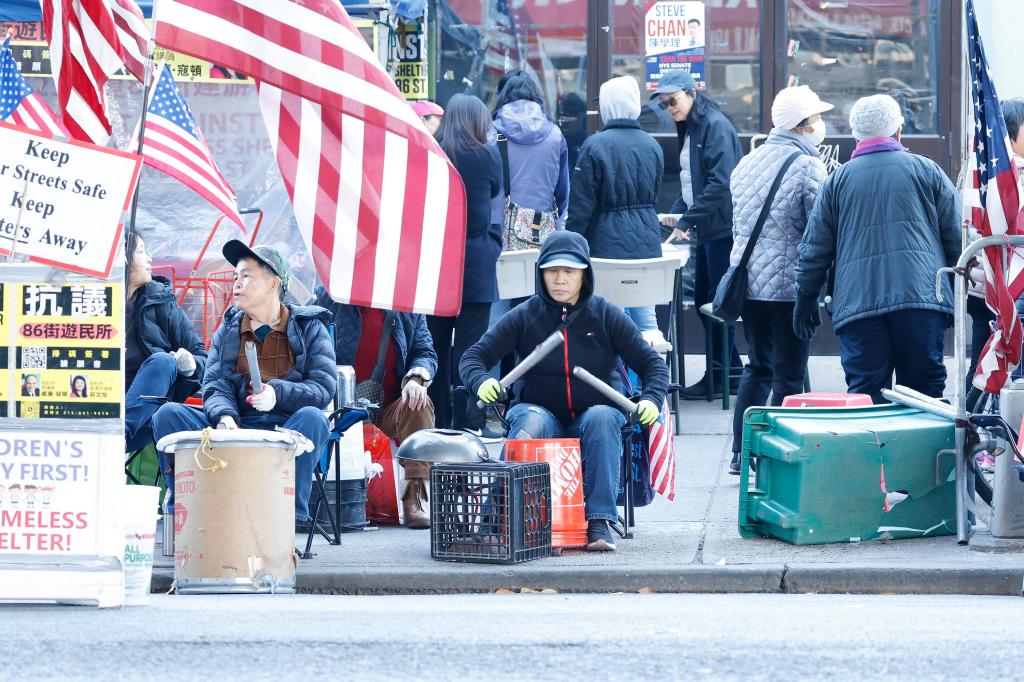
[156,429,310,594]
[505,439,587,547]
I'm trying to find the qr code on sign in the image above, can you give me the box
[21,346,47,370]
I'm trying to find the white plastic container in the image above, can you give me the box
[122,485,161,606]
[495,249,540,299]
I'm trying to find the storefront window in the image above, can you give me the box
[615,0,762,135]
[786,0,940,135]
[435,1,588,163]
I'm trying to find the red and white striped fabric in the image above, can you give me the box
[648,397,676,501]
[41,0,150,144]
[140,63,245,231]
[964,0,1024,394]
[1,36,70,137]
[154,0,467,315]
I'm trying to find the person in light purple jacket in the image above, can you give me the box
[490,70,570,223]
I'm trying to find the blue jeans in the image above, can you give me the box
[626,306,658,332]
[837,310,948,404]
[125,352,180,453]
[505,402,626,521]
[151,402,329,522]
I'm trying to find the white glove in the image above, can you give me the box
[217,415,238,430]
[247,383,277,412]
[171,348,196,376]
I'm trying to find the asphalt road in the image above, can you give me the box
[1,593,1021,680]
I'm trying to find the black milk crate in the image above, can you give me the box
[430,461,552,564]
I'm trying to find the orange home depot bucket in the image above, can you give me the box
[505,439,587,548]
[156,428,310,594]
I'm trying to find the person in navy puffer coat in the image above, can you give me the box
[125,236,208,453]
[795,95,961,403]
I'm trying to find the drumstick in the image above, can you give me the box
[476,331,564,409]
[245,341,263,393]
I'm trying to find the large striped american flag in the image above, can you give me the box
[140,63,245,231]
[964,0,1024,394]
[154,0,468,315]
[648,396,676,501]
[41,0,150,144]
[1,35,69,137]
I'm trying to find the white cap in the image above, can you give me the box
[770,86,833,130]
[849,94,905,141]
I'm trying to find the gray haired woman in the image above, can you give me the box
[728,86,831,473]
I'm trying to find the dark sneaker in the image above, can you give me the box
[295,517,313,534]
[729,452,741,475]
[586,520,616,552]
[462,426,504,443]
[680,376,717,400]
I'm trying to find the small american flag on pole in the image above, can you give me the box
[964,0,1024,394]
[139,63,245,231]
[41,0,151,144]
[1,35,69,137]
[648,396,676,501]
[153,0,467,315]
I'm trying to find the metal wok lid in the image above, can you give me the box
[395,429,490,463]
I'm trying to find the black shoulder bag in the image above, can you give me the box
[712,152,801,322]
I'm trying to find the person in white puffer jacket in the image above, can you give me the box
[726,86,831,473]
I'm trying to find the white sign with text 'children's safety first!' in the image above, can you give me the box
[0,122,142,278]
[0,431,100,555]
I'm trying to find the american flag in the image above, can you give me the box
[964,0,1024,394]
[154,0,467,315]
[41,0,150,144]
[139,63,245,231]
[648,396,676,501]
[0,35,69,137]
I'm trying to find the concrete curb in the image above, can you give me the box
[152,563,1024,596]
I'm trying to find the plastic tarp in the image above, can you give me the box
[0,0,391,21]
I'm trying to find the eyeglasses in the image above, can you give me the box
[657,96,678,110]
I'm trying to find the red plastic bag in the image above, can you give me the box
[364,424,404,525]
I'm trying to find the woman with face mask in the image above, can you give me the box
[725,85,832,474]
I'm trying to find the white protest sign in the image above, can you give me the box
[0,431,101,555]
[0,121,142,278]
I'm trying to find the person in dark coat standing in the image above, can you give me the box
[567,75,668,347]
[315,286,438,528]
[427,93,504,438]
[794,94,961,403]
[655,71,743,399]
[125,236,208,453]
[461,230,669,552]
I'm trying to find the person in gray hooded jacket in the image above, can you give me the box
[726,86,831,473]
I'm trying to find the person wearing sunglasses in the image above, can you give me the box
[653,70,743,401]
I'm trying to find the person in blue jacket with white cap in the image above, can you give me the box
[460,231,670,552]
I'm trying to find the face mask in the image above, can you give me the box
[805,119,827,146]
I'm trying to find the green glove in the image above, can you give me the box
[636,399,659,426]
[477,378,501,404]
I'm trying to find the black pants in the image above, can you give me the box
[731,300,809,453]
[694,236,742,374]
[837,310,948,404]
[966,296,995,399]
[427,302,492,430]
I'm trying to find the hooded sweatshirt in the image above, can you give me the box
[492,100,570,217]
[459,230,669,424]
[566,77,663,260]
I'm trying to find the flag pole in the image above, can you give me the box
[124,0,160,290]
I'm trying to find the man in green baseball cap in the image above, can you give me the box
[151,240,337,528]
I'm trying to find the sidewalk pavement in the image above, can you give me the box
[153,355,1024,596]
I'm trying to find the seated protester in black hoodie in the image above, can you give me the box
[460,231,669,551]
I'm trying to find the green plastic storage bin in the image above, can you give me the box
[738,404,956,545]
